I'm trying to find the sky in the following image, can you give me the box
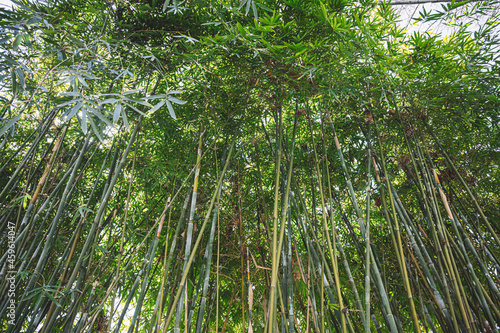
[0,0,11,8]
[395,2,495,36]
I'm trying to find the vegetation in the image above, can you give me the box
[0,0,499,332]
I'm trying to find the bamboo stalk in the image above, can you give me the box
[163,142,234,331]
[127,203,167,333]
[364,126,372,333]
[325,109,398,333]
[374,126,421,333]
[6,133,93,333]
[175,125,205,333]
[108,138,139,332]
[40,118,143,333]
[268,107,283,333]
[425,123,500,248]
[195,146,227,333]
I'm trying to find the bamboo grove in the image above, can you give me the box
[0,0,499,332]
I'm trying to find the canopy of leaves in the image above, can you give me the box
[0,0,499,332]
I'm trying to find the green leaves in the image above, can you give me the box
[113,102,122,124]
[56,86,186,135]
[1,2,500,333]
[0,114,22,137]
[144,91,186,119]
[486,94,500,103]
[12,33,24,51]
[239,0,259,20]
[12,192,31,208]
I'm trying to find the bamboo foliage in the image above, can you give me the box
[1,0,499,332]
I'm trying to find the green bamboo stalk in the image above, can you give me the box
[35,147,112,329]
[41,118,143,333]
[8,126,67,257]
[319,106,351,330]
[287,207,294,333]
[127,202,167,333]
[364,126,372,333]
[82,144,206,332]
[0,161,70,289]
[325,109,398,333]
[412,131,470,330]
[146,190,177,333]
[0,126,37,174]
[0,134,86,275]
[174,125,204,333]
[321,258,325,333]
[267,107,283,333]
[289,193,323,332]
[420,155,460,331]
[216,193,220,333]
[308,255,321,333]
[13,132,67,262]
[422,145,472,330]
[453,208,500,303]
[425,123,500,248]
[163,142,234,332]
[6,133,92,333]
[289,179,343,331]
[49,143,117,330]
[15,143,101,332]
[108,138,138,332]
[239,162,246,333]
[391,190,451,325]
[307,105,345,332]
[159,194,190,315]
[444,199,498,329]
[195,146,227,333]
[150,138,218,330]
[273,111,300,333]
[374,127,421,333]
[303,173,365,326]
[307,231,342,332]
[0,109,58,202]
[113,259,147,333]
[379,126,459,331]
[281,240,288,333]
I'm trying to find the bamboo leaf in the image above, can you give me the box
[148,100,165,115]
[12,34,23,51]
[61,92,82,97]
[121,106,130,130]
[114,103,122,124]
[162,0,171,11]
[64,101,83,120]
[58,98,83,108]
[44,291,62,308]
[123,102,147,117]
[101,98,121,104]
[123,97,153,107]
[123,88,143,95]
[144,94,166,100]
[15,68,25,90]
[76,75,88,88]
[88,116,103,142]
[26,15,42,25]
[165,100,176,119]
[85,105,112,127]
[167,96,186,105]
[0,114,21,137]
[81,107,87,134]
